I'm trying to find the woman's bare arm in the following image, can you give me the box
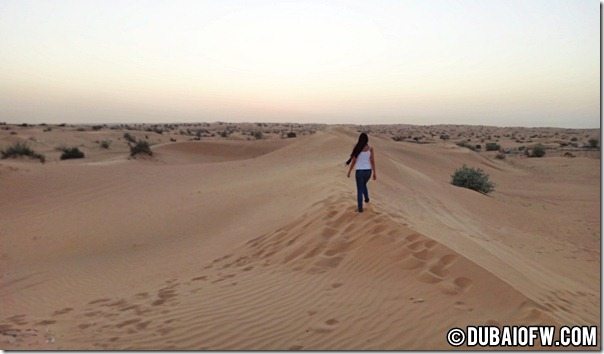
[347,157,356,177]
[370,147,376,180]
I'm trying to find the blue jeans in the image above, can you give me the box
[355,169,372,211]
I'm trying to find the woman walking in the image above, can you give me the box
[346,133,376,212]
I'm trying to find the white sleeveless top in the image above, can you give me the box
[355,149,372,170]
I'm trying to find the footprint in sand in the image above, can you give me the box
[440,276,472,295]
[321,227,338,238]
[309,319,339,334]
[453,301,474,312]
[400,256,425,270]
[453,277,472,291]
[405,234,422,243]
[409,297,425,304]
[325,318,339,326]
[115,318,141,329]
[423,240,437,249]
[411,249,431,261]
[52,307,73,316]
[485,319,501,326]
[417,269,444,284]
[88,298,111,305]
[407,241,424,251]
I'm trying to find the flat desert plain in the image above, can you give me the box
[0,122,600,349]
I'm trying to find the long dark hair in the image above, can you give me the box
[346,133,368,165]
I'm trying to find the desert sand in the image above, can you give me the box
[0,122,599,349]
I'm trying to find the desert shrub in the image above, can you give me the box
[286,132,297,138]
[451,165,495,194]
[253,131,263,140]
[588,138,599,148]
[456,141,477,152]
[60,147,85,160]
[439,134,449,140]
[475,144,481,150]
[495,152,506,160]
[123,132,136,144]
[392,136,404,142]
[99,140,111,149]
[570,137,578,142]
[1,142,45,163]
[485,142,500,151]
[564,152,575,158]
[530,144,546,158]
[130,140,152,156]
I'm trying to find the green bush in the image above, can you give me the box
[130,140,152,156]
[123,132,136,144]
[451,165,495,194]
[1,142,45,163]
[253,131,263,140]
[485,142,500,151]
[530,144,546,157]
[60,147,85,160]
[456,141,478,152]
[99,140,111,149]
[588,138,599,149]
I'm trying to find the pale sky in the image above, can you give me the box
[0,0,599,127]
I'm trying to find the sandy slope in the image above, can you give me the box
[0,126,599,349]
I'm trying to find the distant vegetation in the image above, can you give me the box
[1,142,45,163]
[129,139,152,157]
[485,142,500,151]
[588,138,599,149]
[99,140,111,149]
[123,132,137,144]
[60,147,85,160]
[253,131,264,140]
[456,141,478,152]
[528,144,546,158]
[451,165,495,194]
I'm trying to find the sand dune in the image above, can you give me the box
[0,126,599,349]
